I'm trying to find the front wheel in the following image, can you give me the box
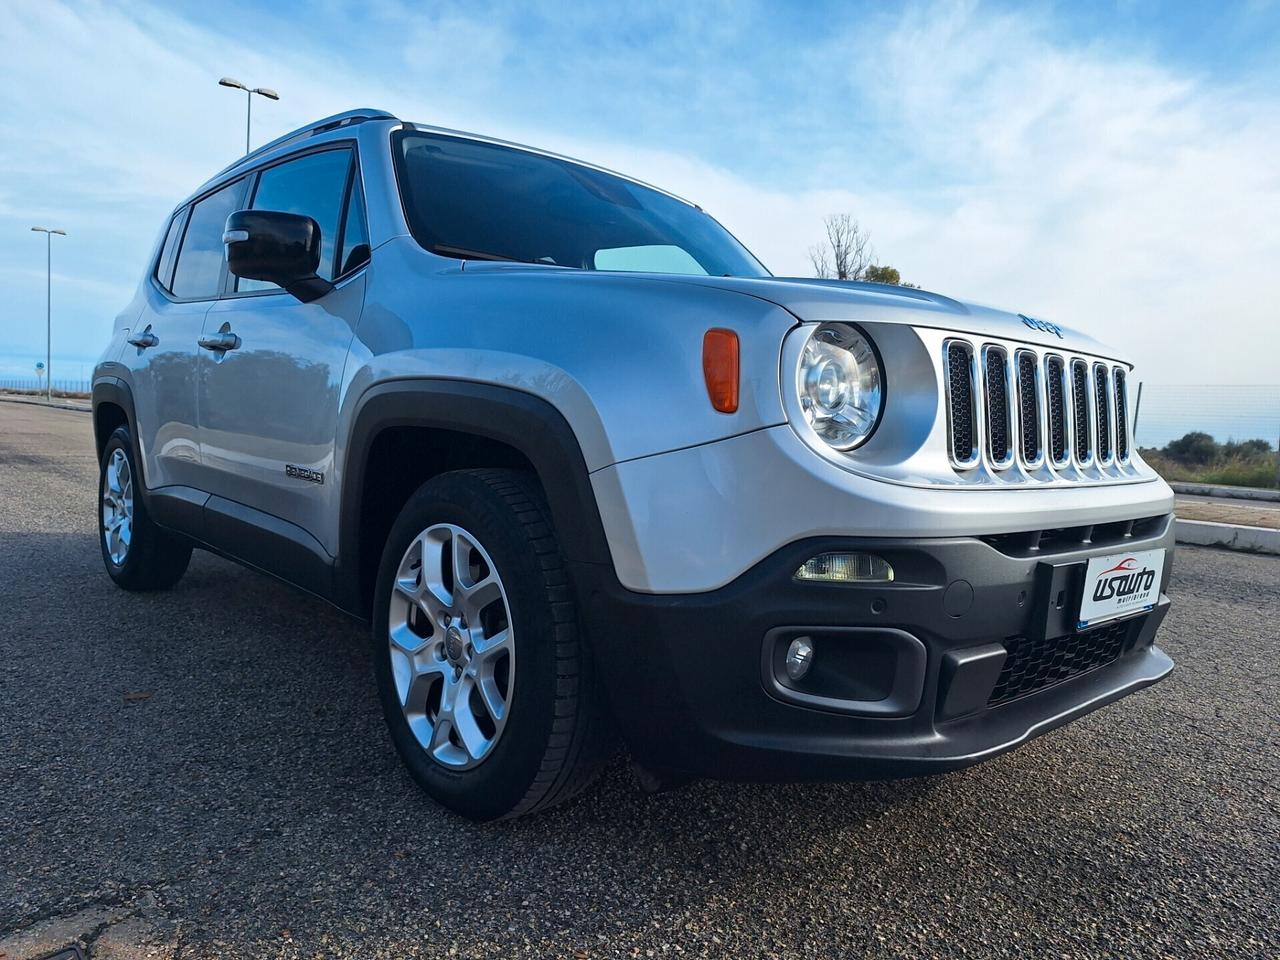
[371,469,610,820]
[98,426,192,591]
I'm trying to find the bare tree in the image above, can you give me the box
[808,213,875,281]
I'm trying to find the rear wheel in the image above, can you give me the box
[98,426,192,591]
[371,469,610,820]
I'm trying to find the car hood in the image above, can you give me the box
[454,261,1119,361]
[642,274,1120,361]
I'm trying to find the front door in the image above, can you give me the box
[197,146,370,560]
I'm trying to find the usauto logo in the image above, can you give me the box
[1092,557,1157,603]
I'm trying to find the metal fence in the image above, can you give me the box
[0,377,93,396]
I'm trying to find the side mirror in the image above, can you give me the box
[223,210,334,303]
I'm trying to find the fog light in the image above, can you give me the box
[784,637,815,681]
[794,552,894,583]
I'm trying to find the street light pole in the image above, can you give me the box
[30,226,66,404]
[218,77,280,154]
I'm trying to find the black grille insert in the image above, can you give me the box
[989,620,1133,706]
[1046,356,1067,463]
[984,348,1011,463]
[1071,360,1090,462]
[947,342,976,463]
[1016,351,1039,462]
[1114,367,1129,460]
[1094,364,1112,461]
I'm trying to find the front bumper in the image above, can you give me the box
[576,513,1175,780]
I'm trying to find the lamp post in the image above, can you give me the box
[30,226,66,404]
[218,77,280,154]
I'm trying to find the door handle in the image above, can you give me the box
[197,325,241,353]
[127,326,159,349]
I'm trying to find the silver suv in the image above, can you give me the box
[93,109,1175,820]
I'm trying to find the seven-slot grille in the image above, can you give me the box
[945,340,1132,475]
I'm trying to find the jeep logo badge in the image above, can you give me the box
[1019,314,1063,339]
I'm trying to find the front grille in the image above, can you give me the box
[1071,360,1090,462]
[946,341,977,464]
[989,619,1134,706]
[1094,364,1112,461]
[943,339,1131,481]
[984,348,1011,464]
[1015,351,1039,462]
[1114,367,1129,460]
[1046,356,1067,463]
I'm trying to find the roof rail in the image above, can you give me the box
[212,108,399,179]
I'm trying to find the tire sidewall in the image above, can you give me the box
[371,474,560,821]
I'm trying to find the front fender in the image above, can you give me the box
[332,378,615,615]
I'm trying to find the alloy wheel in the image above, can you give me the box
[387,523,515,769]
[102,448,134,566]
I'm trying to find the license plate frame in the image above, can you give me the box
[1077,548,1164,629]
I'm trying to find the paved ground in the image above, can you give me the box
[1174,493,1280,529]
[1,401,1277,959]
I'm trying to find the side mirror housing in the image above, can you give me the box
[223,210,334,303]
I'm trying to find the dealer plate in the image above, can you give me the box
[1077,548,1164,629]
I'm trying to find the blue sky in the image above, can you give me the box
[2,0,1279,384]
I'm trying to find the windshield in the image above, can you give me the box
[393,130,770,278]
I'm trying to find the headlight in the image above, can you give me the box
[796,323,884,450]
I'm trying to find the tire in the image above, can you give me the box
[371,468,610,820]
[98,425,192,591]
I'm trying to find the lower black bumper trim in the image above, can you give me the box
[575,519,1176,780]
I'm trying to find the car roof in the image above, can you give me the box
[184,108,698,211]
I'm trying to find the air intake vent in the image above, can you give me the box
[1015,351,1040,463]
[946,341,978,466]
[1093,363,1112,461]
[1045,356,1067,464]
[1071,360,1090,462]
[984,348,1012,465]
[1113,367,1129,461]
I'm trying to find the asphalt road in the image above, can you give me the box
[2,400,1278,959]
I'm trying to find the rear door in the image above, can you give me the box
[197,146,369,565]
[129,178,247,492]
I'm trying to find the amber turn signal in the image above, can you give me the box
[702,328,739,413]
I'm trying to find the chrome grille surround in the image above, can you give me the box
[1114,367,1130,462]
[981,344,1015,469]
[939,335,1138,486]
[1044,354,1069,466]
[1071,359,1092,466]
[1015,349,1045,468]
[944,339,980,467]
[1093,362,1114,465]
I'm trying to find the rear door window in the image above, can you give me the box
[171,179,247,300]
